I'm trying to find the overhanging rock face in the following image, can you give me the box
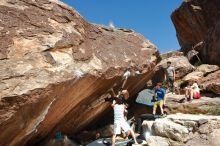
[171,0,220,65]
[0,0,160,145]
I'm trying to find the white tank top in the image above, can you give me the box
[191,83,200,93]
[114,104,125,122]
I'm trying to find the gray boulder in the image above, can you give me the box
[152,119,189,142]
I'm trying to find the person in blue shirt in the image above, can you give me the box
[153,83,166,116]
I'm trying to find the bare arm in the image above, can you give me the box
[110,88,117,97]
[123,104,127,113]
[164,68,167,81]
[121,77,128,89]
[111,100,116,108]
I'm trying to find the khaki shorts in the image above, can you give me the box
[153,100,163,110]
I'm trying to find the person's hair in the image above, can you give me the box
[156,82,162,87]
[189,79,198,83]
[119,94,125,100]
[167,61,171,64]
[115,97,123,105]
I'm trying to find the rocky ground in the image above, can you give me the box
[140,94,220,146]
[165,94,220,115]
[142,113,220,146]
[46,95,220,146]
[126,91,218,146]
[0,0,220,146]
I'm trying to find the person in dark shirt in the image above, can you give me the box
[152,83,166,116]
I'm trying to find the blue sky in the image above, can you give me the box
[62,0,182,53]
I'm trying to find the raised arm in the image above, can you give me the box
[110,88,117,97]
[111,100,116,108]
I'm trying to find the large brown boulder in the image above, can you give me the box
[182,71,204,82]
[0,0,160,145]
[201,70,220,95]
[152,52,194,85]
[171,0,220,65]
[182,64,219,81]
[184,120,220,146]
[152,119,189,142]
[196,64,219,75]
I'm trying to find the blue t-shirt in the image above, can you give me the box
[155,88,165,101]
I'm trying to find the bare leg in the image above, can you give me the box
[112,135,116,146]
[171,80,175,93]
[168,80,171,92]
[190,89,193,100]
[185,89,189,99]
[153,103,157,115]
[126,130,131,137]
[159,101,164,115]
[129,130,138,144]
[185,89,187,97]
[63,136,68,146]
[160,107,164,115]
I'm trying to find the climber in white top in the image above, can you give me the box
[111,97,138,146]
[185,79,201,101]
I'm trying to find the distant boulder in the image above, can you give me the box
[152,52,194,85]
[172,0,220,65]
[201,70,220,95]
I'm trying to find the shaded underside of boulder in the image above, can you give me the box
[171,0,220,65]
[0,0,160,146]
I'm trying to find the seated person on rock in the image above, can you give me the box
[111,97,138,146]
[185,80,201,101]
[152,83,166,116]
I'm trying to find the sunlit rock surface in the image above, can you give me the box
[0,0,160,145]
[172,0,220,65]
[143,113,220,146]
